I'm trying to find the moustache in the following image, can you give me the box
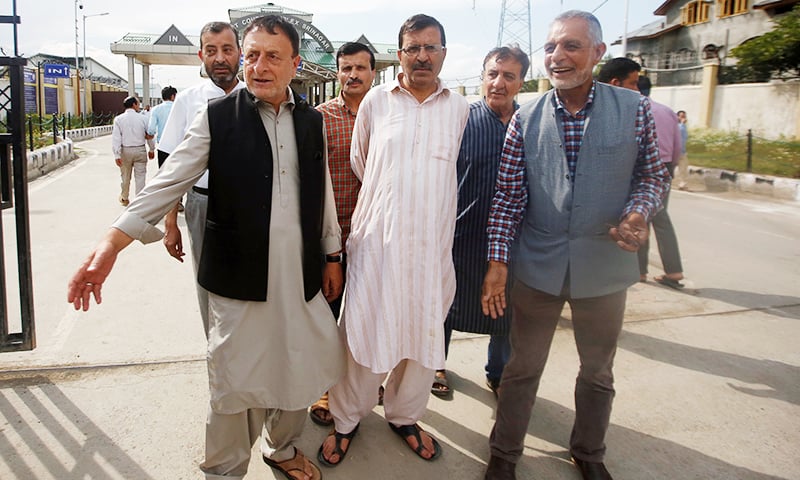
[346,78,363,85]
[212,63,233,71]
[412,62,432,71]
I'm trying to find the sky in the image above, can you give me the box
[2,0,664,91]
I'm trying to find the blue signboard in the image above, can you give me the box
[24,68,35,84]
[24,85,37,114]
[44,87,58,114]
[43,63,70,78]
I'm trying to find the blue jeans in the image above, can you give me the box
[443,324,509,381]
[486,334,511,382]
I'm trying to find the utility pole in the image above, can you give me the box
[74,0,82,115]
[497,0,533,79]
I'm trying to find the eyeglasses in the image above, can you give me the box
[399,44,444,56]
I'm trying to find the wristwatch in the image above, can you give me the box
[325,253,343,263]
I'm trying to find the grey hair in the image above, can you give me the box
[552,10,603,46]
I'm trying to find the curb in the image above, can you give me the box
[689,167,800,202]
[26,126,112,181]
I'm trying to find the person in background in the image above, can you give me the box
[158,21,246,336]
[111,96,155,207]
[597,59,685,289]
[308,41,377,427]
[432,45,529,399]
[482,11,668,480]
[68,15,344,480]
[319,13,469,467]
[636,74,685,288]
[148,85,177,167]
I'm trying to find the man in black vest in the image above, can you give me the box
[68,15,343,480]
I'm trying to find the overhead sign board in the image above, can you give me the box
[43,64,70,78]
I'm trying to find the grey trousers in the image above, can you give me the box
[638,161,683,275]
[185,188,210,336]
[200,407,306,479]
[118,146,147,201]
[489,280,626,464]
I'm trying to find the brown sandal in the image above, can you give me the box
[263,448,322,480]
[309,392,333,426]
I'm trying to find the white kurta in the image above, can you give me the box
[344,79,469,373]
[113,91,345,414]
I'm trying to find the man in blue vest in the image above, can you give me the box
[481,10,669,480]
[68,15,343,480]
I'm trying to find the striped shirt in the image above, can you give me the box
[345,79,469,371]
[317,95,361,250]
[487,81,666,264]
[447,99,515,334]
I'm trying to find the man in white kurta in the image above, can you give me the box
[322,14,468,466]
[69,16,343,480]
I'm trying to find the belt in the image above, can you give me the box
[192,186,209,195]
[121,145,145,148]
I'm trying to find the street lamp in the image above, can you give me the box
[82,11,109,116]
[75,0,81,115]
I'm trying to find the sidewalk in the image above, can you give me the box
[1,136,797,479]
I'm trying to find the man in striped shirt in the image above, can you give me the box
[308,41,376,427]
[481,11,669,480]
[434,45,529,399]
[320,14,469,467]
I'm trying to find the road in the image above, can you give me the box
[0,134,798,479]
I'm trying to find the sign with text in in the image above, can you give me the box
[43,63,70,78]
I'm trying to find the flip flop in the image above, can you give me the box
[317,423,359,467]
[263,448,322,480]
[655,276,684,290]
[309,392,333,426]
[431,369,451,397]
[388,422,442,461]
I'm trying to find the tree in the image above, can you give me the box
[730,4,800,81]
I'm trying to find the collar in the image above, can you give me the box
[392,74,448,101]
[480,98,520,121]
[553,80,596,114]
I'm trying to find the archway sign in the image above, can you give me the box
[231,13,335,53]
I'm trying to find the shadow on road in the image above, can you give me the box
[0,375,155,480]
[618,330,800,406]
[691,288,800,320]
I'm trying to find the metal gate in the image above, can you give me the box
[1,3,35,352]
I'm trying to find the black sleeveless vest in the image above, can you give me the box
[199,88,326,301]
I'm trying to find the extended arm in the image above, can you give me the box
[67,228,134,311]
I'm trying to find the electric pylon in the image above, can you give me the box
[497,0,533,79]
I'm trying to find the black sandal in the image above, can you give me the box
[388,422,442,461]
[317,423,360,467]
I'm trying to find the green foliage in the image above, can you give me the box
[687,128,800,178]
[519,78,539,93]
[729,4,800,81]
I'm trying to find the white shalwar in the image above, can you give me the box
[344,78,469,373]
[113,93,345,414]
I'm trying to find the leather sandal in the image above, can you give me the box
[317,423,360,467]
[263,447,321,480]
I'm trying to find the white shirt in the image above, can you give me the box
[111,108,154,158]
[158,79,246,188]
[344,78,469,372]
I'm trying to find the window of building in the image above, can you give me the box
[682,1,711,25]
[718,0,749,18]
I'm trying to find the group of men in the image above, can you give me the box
[70,9,673,480]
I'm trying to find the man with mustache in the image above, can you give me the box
[433,45,529,399]
[68,15,344,479]
[308,41,376,427]
[157,21,246,336]
[481,11,669,480]
[318,14,468,467]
